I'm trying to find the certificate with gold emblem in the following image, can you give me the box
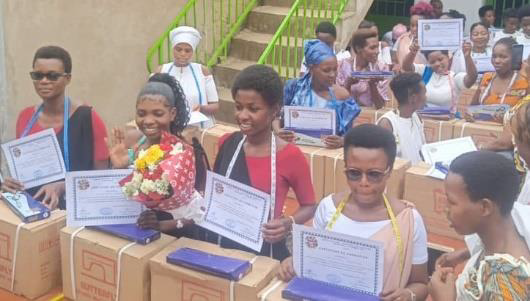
[200,171,271,252]
[292,225,384,296]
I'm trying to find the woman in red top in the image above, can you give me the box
[2,46,109,209]
[208,65,316,260]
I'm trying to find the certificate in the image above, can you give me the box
[474,56,495,73]
[284,106,336,147]
[418,19,463,50]
[1,128,66,189]
[292,225,384,296]
[350,71,394,79]
[523,44,530,61]
[66,169,145,227]
[421,137,477,179]
[199,171,270,252]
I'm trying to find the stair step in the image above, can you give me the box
[213,57,256,89]
[263,0,343,9]
[247,6,345,35]
[231,29,305,62]
[214,87,237,125]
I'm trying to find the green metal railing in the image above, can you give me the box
[257,0,350,80]
[146,0,257,73]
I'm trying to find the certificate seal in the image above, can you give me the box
[215,182,224,194]
[77,179,90,190]
[291,110,299,119]
[225,219,236,229]
[99,207,114,216]
[305,235,318,248]
[12,147,21,158]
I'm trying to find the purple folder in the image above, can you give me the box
[166,247,251,281]
[88,224,160,245]
[282,277,381,301]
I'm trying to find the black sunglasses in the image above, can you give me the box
[29,71,69,81]
[344,167,389,183]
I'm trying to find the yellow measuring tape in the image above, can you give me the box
[49,293,64,301]
[326,194,405,278]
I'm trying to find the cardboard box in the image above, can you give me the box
[423,119,456,143]
[353,108,389,126]
[0,202,65,299]
[150,237,280,301]
[61,227,175,301]
[258,278,288,301]
[286,145,327,202]
[403,163,463,240]
[322,150,411,200]
[199,123,240,164]
[452,120,504,146]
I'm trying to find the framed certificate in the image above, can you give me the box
[292,225,384,296]
[199,171,271,252]
[284,106,336,147]
[1,128,66,189]
[418,19,463,50]
[66,169,145,227]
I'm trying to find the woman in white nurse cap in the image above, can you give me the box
[156,26,219,128]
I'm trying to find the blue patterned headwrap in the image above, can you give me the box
[304,39,336,67]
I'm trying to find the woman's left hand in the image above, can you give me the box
[33,181,65,210]
[262,217,291,243]
[323,135,344,149]
[462,41,473,58]
[380,288,414,301]
[428,267,457,301]
[137,210,161,231]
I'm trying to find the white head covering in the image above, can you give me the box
[170,26,201,51]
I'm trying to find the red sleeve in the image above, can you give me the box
[16,107,35,138]
[91,110,109,161]
[217,133,234,151]
[285,145,316,206]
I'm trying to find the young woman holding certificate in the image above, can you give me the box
[336,29,390,109]
[279,125,429,301]
[209,65,316,261]
[277,40,360,149]
[451,22,493,76]
[429,151,530,301]
[108,73,208,238]
[403,39,477,110]
[1,46,110,210]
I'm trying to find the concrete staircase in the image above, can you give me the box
[212,0,364,124]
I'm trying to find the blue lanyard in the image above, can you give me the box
[168,63,203,105]
[21,97,70,171]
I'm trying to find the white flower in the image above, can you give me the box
[170,143,183,156]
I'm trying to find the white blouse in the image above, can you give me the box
[313,194,429,264]
[414,64,467,108]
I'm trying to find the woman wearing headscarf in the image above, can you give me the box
[276,40,360,149]
[156,26,219,128]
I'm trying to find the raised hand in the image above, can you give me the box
[107,128,130,168]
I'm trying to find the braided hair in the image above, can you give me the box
[144,73,190,136]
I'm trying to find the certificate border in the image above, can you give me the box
[203,176,268,245]
[7,135,65,184]
[284,106,336,135]
[298,230,382,296]
[418,19,463,50]
[72,174,142,221]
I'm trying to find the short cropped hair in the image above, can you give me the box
[390,73,423,106]
[503,8,519,20]
[449,151,520,215]
[518,4,530,20]
[315,21,337,38]
[32,46,72,73]
[494,37,517,52]
[351,29,379,54]
[479,5,494,18]
[231,64,283,108]
[344,124,397,169]
[358,20,376,29]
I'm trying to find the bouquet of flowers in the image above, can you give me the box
[119,131,196,211]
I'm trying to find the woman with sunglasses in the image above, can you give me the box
[1,46,109,209]
[279,124,429,301]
